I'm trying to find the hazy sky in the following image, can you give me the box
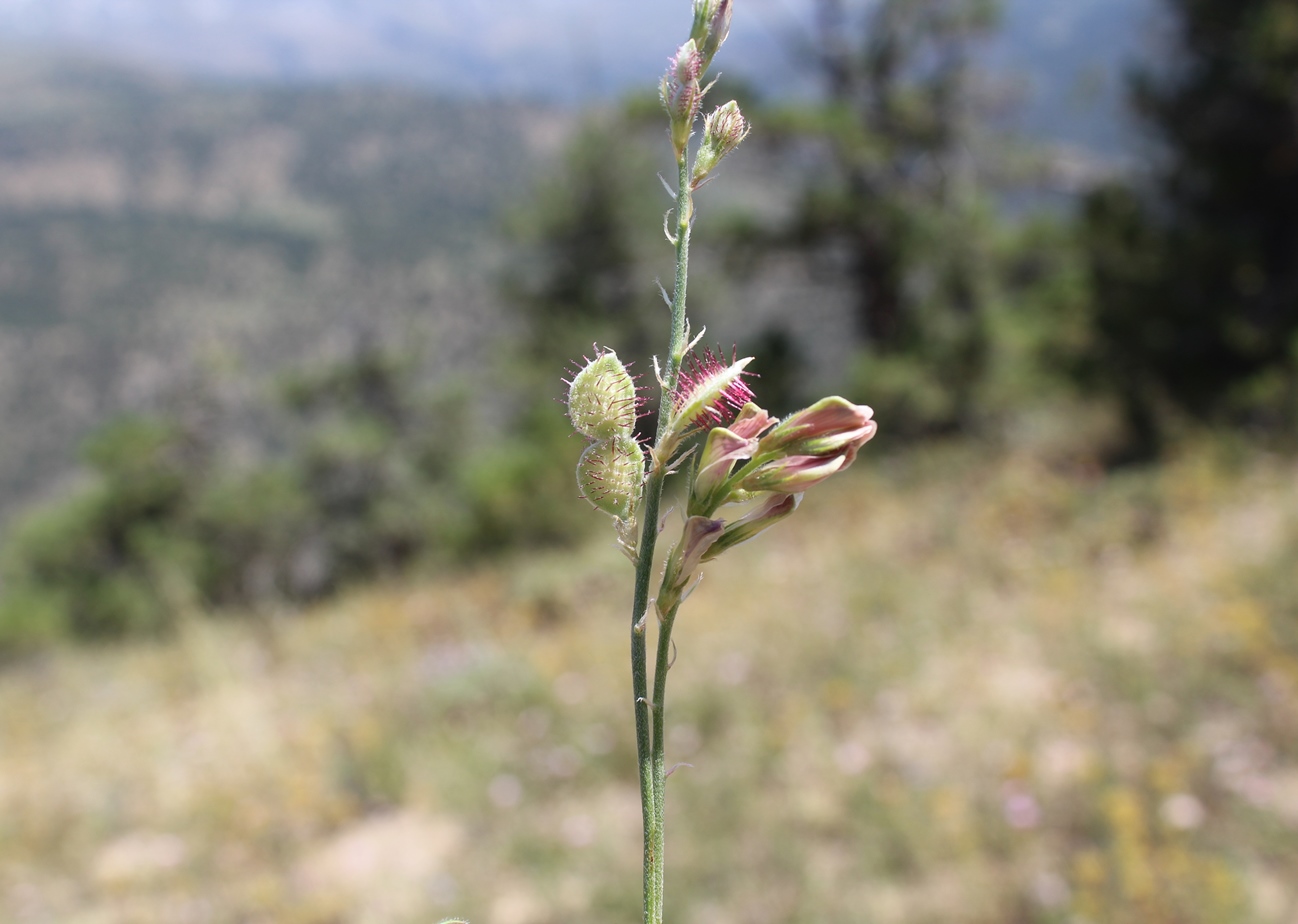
[0,1,1142,93]
[0,0,1151,153]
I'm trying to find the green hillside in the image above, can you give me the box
[0,56,566,523]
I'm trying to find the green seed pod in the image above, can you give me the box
[577,434,644,519]
[566,349,638,440]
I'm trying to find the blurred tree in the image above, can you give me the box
[0,333,595,650]
[0,416,208,643]
[500,111,665,470]
[1081,0,1298,451]
[804,0,997,345]
[502,116,665,370]
[729,0,1001,435]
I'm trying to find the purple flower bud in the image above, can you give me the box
[707,0,733,57]
[691,100,750,189]
[728,402,777,440]
[660,40,705,157]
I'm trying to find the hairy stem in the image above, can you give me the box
[631,152,693,924]
[630,472,661,924]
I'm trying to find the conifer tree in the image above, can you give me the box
[1083,0,1298,447]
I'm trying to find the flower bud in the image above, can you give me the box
[657,514,725,616]
[691,100,749,188]
[689,0,719,46]
[566,348,639,440]
[690,0,733,71]
[661,40,705,158]
[577,434,644,520]
[702,492,800,562]
[689,425,758,516]
[738,452,849,495]
[729,402,777,440]
[757,397,877,463]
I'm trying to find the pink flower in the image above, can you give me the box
[728,402,777,440]
[690,426,760,515]
[758,397,877,465]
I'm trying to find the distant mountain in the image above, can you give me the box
[0,0,1157,149]
[0,0,1164,522]
[0,58,568,522]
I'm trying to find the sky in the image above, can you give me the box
[0,0,1155,150]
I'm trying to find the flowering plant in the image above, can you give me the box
[563,3,877,919]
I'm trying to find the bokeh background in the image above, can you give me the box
[1,1,1297,921]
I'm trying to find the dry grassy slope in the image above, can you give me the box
[1,442,1296,924]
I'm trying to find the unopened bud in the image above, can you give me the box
[577,434,644,520]
[566,348,639,440]
[757,397,877,463]
[657,515,725,616]
[738,452,849,495]
[661,40,705,158]
[702,493,800,562]
[690,0,718,46]
[691,101,749,189]
[689,425,758,516]
[690,0,732,72]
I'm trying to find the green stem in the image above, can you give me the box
[651,596,681,910]
[630,153,693,924]
[630,469,662,924]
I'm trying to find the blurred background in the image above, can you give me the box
[1,0,1297,921]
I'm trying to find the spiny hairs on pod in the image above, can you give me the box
[674,346,756,429]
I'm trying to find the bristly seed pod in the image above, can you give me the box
[577,434,644,520]
[566,348,640,440]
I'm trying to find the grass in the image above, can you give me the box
[1,438,1297,923]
